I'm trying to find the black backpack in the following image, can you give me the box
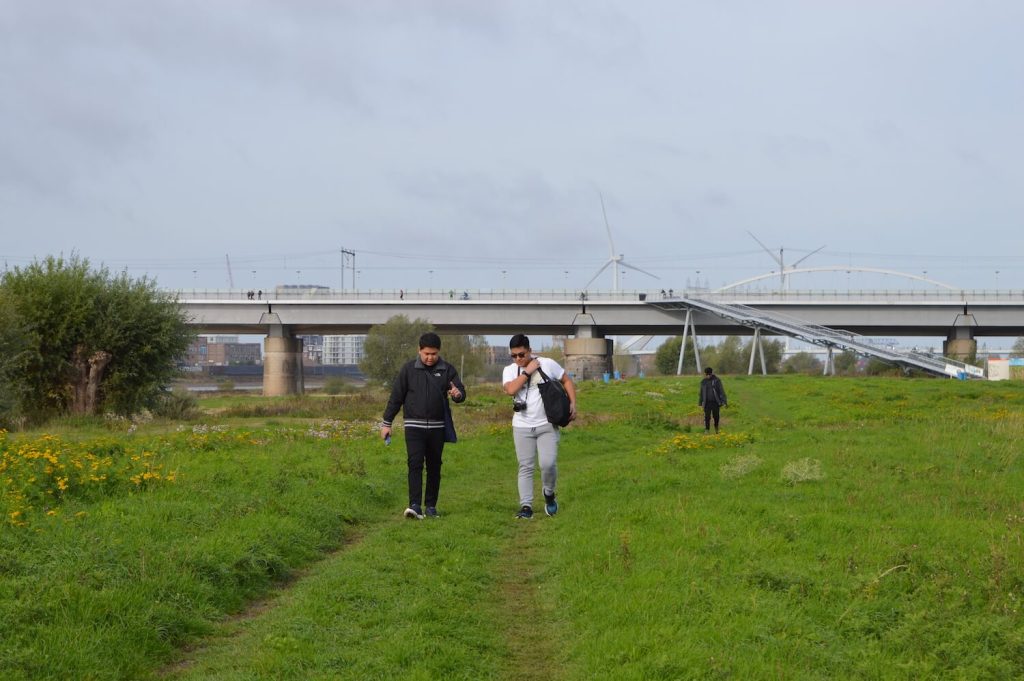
[536,368,572,427]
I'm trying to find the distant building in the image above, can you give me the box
[182,336,261,367]
[206,341,261,365]
[989,358,1009,381]
[182,336,209,368]
[298,335,324,364]
[989,357,1024,381]
[322,335,366,365]
[486,345,511,366]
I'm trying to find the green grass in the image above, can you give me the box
[2,376,1023,679]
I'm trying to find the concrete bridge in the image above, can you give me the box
[178,288,1024,393]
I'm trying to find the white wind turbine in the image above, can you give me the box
[747,232,826,357]
[584,194,660,291]
[747,231,825,292]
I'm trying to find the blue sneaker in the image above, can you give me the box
[515,505,533,519]
[425,506,439,518]
[544,490,558,517]
[404,504,424,520]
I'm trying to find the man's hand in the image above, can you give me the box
[448,381,462,399]
[524,359,540,374]
[380,426,391,442]
[569,401,578,422]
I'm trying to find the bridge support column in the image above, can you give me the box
[748,327,767,376]
[944,307,977,362]
[262,318,304,396]
[943,338,976,362]
[564,338,613,380]
[564,314,612,380]
[677,308,702,375]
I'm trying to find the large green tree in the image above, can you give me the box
[782,351,824,375]
[360,315,435,386]
[833,350,860,375]
[0,295,33,427]
[439,333,490,382]
[0,255,193,422]
[359,316,490,385]
[654,336,699,375]
[703,336,747,374]
[740,338,784,374]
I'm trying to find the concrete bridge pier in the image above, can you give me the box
[943,334,976,362]
[563,314,613,380]
[261,316,304,396]
[943,307,977,362]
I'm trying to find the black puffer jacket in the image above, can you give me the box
[382,357,466,429]
[698,375,727,406]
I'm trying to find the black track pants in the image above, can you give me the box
[405,427,445,507]
[703,402,721,430]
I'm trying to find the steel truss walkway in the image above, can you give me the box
[652,298,985,379]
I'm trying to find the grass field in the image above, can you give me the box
[2,376,1023,680]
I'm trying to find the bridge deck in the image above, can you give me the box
[177,289,1024,338]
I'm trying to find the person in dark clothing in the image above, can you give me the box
[381,332,466,519]
[698,366,727,434]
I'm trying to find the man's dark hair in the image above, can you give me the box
[419,332,442,349]
[705,366,713,375]
[509,333,530,349]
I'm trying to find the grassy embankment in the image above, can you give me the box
[2,376,1022,679]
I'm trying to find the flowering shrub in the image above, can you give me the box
[780,457,825,484]
[720,454,764,479]
[3,419,387,528]
[650,431,754,455]
[305,419,376,440]
[1,429,176,527]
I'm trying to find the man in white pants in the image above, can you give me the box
[502,334,577,519]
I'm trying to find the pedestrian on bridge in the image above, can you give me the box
[698,366,727,434]
[380,332,466,520]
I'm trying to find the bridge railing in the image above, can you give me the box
[171,288,1024,303]
[174,288,628,301]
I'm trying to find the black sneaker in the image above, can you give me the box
[404,504,424,520]
[543,490,558,517]
[515,505,533,519]
[425,506,439,518]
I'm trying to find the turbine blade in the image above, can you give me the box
[747,231,782,267]
[583,260,613,289]
[619,260,660,280]
[790,245,826,268]
[599,192,616,256]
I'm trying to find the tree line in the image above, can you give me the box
[6,257,1020,430]
[652,335,869,376]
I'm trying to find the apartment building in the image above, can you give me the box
[322,335,366,366]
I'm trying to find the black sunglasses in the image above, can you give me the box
[510,351,529,359]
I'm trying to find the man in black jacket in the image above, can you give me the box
[381,332,466,519]
[698,366,728,434]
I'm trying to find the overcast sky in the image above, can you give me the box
[2,0,1023,294]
